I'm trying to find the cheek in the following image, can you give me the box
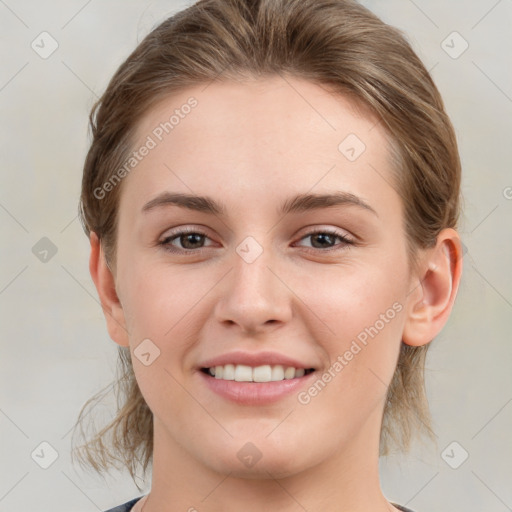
[121,262,206,417]
[287,268,407,452]
[300,259,407,339]
[295,259,407,397]
[119,257,211,337]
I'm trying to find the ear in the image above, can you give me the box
[89,232,130,347]
[402,228,463,347]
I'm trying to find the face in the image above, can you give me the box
[111,75,416,478]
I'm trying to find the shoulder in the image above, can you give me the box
[103,496,144,512]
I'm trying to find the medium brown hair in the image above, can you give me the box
[72,0,461,487]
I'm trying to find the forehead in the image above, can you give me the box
[120,75,398,217]
[134,74,382,157]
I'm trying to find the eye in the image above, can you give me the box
[295,228,354,252]
[159,227,216,253]
[158,226,354,255]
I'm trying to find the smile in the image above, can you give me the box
[202,364,315,382]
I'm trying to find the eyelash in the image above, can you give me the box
[159,227,354,255]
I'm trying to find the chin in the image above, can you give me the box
[208,453,307,480]
[196,434,314,479]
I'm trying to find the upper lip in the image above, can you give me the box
[199,351,315,370]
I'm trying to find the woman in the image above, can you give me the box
[72,0,463,510]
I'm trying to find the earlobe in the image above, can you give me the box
[89,232,130,347]
[402,228,463,347]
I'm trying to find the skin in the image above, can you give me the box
[90,75,462,512]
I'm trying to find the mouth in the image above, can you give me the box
[197,351,318,404]
[200,364,316,382]
[198,362,317,405]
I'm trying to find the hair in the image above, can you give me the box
[72,0,461,488]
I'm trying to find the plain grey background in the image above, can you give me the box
[1,1,511,511]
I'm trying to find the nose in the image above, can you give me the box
[214,243,293,335]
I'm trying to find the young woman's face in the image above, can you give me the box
[112,76,416,477]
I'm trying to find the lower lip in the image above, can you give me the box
[198,371,316,405]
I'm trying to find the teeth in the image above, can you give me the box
[223,364,235,380]
[284,366,295,379]
[253,365,272,382]
[234,364,253,382]
[271,365,284,381]
[206,364,310,382]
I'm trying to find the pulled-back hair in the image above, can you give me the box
[72,0,461,488]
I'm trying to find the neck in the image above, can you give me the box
[140,411,398,512]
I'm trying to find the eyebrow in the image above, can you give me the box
[141,191,378,217]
